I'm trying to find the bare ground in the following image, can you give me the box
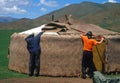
[0,77,93,83]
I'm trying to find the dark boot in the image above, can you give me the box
[35,74,39,77]
[82,67,86,79]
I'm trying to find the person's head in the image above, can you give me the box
[29,33,34,37]
[86,31,92,39]
[26,33,34,39]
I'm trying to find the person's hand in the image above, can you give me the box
[82,32,86,35]
[96,35,103,39]
[42,29,45,32]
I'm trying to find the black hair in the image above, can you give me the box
[86,31,92,39]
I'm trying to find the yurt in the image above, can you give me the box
[8,17,120,76]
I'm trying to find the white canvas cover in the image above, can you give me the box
[19,24,59,36]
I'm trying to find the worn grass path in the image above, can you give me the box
[0,77,93,83]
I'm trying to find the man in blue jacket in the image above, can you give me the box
[25,30,45,77]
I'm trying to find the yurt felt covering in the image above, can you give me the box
[8,32,120,76]
[8,33,83,76]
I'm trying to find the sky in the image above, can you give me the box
[0,0,120,19]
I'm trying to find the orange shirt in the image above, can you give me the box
[81,35,98,51]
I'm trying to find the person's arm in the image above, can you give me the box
[80,32,86,37]
[37,32,44,37]
[25,33,34,42]
[97,37,104,44]
[35,29,45,38]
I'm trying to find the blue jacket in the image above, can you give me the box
[25,32,43,53]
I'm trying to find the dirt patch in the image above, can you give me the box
[0,77,93,83]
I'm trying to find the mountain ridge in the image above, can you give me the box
[0,16,19,23]
[0,2,120,32]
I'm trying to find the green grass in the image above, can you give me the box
[0,30,28,79]
[0,30,119,80]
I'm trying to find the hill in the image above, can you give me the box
[0,16,18,23]
[35,2,120,32]
[0,2,120,32]
[0,18,34,30]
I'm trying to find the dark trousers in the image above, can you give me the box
[29,50,40,75]
[82,50,96,77]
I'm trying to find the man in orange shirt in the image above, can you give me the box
[80,31,104,79]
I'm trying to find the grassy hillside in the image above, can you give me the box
[0,18,35,30]
[0,2,120,33]
[80,2,120,32]
[35,2,120,32]
[0,30,27,79]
